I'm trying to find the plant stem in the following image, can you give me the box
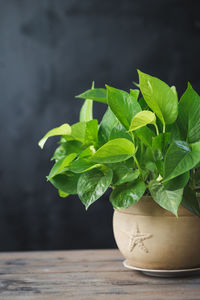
[133,155,143,179]
[163,122,166,133]
[154,124,159,136]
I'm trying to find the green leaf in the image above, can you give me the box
[182,186,200,217]
[110,122,132,141]
[110,179,146,209]
[68,158,100,173]
[51,141,83,161]
[77,168,113,209]
[130,89,140,100]
[152,133,171,161]
[79,81,94,122]
[112,165,140,185]
[164,172,190,191]
[92,138,135,163]
[50,172,80,194]
[129,110,156,131]
[71,120,98,146]
[47,153,77,180]
[177,83,200,143]
[149,180,183,216]
[164,141,200,182]
[79,100,93,122]
[98,108,118,146]
[138,70,178,125]
[38,123,71,149]
[58,190,69,198]
[135,126,155,147]
[106,85,141,130]
[76,88,107,104]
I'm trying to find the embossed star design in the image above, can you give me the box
[128,224,152,253]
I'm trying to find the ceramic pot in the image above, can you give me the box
[113,196,200,270]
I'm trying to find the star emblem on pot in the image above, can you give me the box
[128,224,152,253]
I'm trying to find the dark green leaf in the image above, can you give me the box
[164,141,200,182]
[98,108,118,146]
[50,173,80,194]
[51,141,83,161]
[149,180,183,216]
[135,126,155,147]
[177,83,200,143]
[164,172,190,191]
[68,158,99,173]
[110,122,132,141]
[112,164,140,185]
[76,88,107,103]
[77,168,113,209]
[152,133,171,161]
[182,186,200,217]
[110,179,146,209]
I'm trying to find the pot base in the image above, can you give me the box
[123,260,200,278]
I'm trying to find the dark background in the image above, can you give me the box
[1,0,200,251]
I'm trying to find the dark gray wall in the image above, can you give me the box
[1,0,200,251]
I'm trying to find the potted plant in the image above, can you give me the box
[39,70,200,276]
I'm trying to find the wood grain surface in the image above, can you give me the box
[0,249,199,299]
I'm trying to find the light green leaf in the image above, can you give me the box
[130,89,140,100]
[38,123,71,149]
[149,180,183,216]
[47,153,77,180]
[138,70,178,125]
[50,172,80,194]
[71,120,98,146]
[80,100,93,122]
[79,81,94,122]
[58,190,69,198]
[177,83,200,143]
[106,85,141,130]
[77,168,113,209]
[129,110,156,131]
[76,88,107,103]
[182,186,200,217]
[110,179,146,209]
[92,138,135,163]
[164,141,200,182]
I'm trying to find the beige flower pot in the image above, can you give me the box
[113,196,200,270]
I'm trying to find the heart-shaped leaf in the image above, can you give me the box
[77,168,113,209]
[164,141,200,182]
[92,138,135,163]
[149,180,183,216]
[177,83,200,143]
[38,123,71,149]
[110,179,146,209]
[106,85,141,130]
[138,70,178,125]
[129,110,156,131]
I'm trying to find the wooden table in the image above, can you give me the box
[0,249,199,299]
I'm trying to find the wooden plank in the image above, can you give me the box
[0,249,199,299]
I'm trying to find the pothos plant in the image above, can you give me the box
[38,70,200,217]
